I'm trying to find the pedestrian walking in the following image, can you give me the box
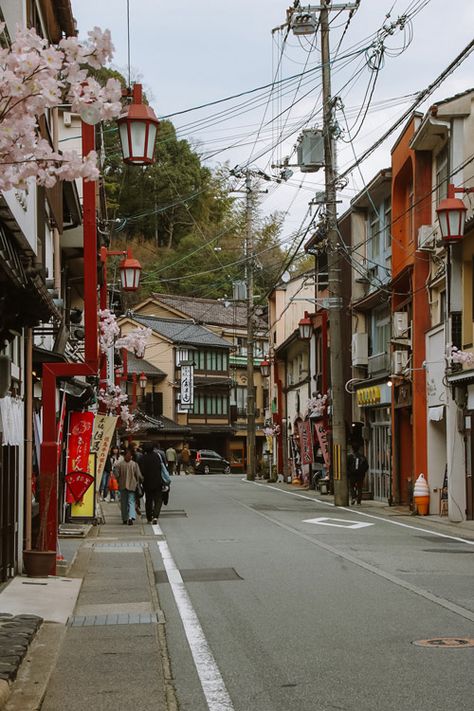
[139,443,167,524]
[114,449,143,525]
[99,454,112,501]
[347,442,369,505]
[166,445,177,475]
[180,443,191,475]
[110,446,123,501]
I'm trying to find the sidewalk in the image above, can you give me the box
[259,478,474,541]
[2,502,174,711]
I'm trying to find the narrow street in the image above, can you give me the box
[32,475,474,711]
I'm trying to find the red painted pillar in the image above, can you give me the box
[38,122,99,560]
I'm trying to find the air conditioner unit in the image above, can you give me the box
[392,350,409,375]
[352,333,368,366]
[392,312,409,339]
[296,129,324,173]
[417,225,435,251]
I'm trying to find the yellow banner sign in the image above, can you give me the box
[356,386,381,407]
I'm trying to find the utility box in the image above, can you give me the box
[352,333,368,366]
[392,350,409,375]
[392,311,409,339]
[297,129,324,173]
[232,280,247,301]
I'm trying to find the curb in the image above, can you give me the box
[2,623,66,711]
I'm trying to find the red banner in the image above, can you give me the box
[66,412,95,503]
[65,471,95,503]
[315,421,330,469]
[298,419,313,465]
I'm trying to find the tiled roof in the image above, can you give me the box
[433,88,474,107]
[132,315,231,349]
[126,353,166,377]
[150,293,267,330]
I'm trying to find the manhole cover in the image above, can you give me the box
[413,638,474,648]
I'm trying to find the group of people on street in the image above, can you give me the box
[98,441,194,525]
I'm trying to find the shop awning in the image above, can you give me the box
[428,405,444,422]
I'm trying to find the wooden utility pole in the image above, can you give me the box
[320,1,349,505]
[245,170,256,481]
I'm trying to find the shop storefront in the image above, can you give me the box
[356,383,392,501]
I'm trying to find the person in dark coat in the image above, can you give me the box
[139,443,165,524]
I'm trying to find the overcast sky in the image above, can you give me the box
[73,1,474,239]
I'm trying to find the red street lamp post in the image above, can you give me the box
[117,83,159,165]
[99,247,142,396]
[39,87,157,568]
[260,359,271,378]
[298,312,313,341]
[436,183,474,243]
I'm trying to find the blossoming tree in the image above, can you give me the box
[0,22,122,190]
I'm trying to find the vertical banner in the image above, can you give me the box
[180,364,194,409]
[71,453,96,519]
[91,414,118,480]
[298,419,313,465]
[65,411,95,504]
[315,421,331,469]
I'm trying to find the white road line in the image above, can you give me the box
[303,516,373,529]
[246,480,474,546]
[152,523,235,711]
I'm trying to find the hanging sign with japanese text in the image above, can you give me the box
[298,419,313,465]
[180,364,194,409]
[315,421,330,469]
[91,414,117,480]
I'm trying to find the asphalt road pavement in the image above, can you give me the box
[151,474,474,711]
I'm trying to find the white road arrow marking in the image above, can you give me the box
[303,516,374,529]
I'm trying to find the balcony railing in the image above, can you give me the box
[368,352,390,376]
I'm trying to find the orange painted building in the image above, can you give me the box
[390,115,432,503]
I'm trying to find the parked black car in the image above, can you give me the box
[192,449,231,475]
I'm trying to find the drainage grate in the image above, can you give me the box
[252,503,314,512]
[155,567,243,584]
[69,611,162,627]
[160,510,187,517]
[413,638,474,648]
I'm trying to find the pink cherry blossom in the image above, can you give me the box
[0,24,122,191]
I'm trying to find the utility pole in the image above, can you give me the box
[320,1,348,506]
[281,1,356,505]
[245,170,256,481]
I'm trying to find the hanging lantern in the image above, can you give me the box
[117,83,159,165]
[436,184,468,243]
[260,359,271,378]
[298,314,312,341]
[119,251,142,292]
[139,372,148,390]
